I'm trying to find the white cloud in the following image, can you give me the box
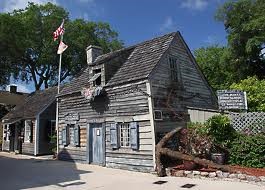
[160,17,178,32]
[1,0,57,13]
[181,0,208,11]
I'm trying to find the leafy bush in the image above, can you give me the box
[206,114,236,148]
[49,134,57,154]
[228,134,265,168]
[230,76,265,112]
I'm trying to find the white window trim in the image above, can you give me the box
[24,120,32,143]
[119,123,130,148]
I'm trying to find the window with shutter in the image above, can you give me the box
[62,127,68,146]
[130,122,139,150]
[74,125,80,146]
[110,123,119,149]
[120,123,130,148]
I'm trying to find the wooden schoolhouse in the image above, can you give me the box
[57,32,217,172]
[2,87,57,155]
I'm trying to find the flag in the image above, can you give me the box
[57,41,68,54]
[53,20,64,41]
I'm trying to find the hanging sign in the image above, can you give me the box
[217,90,248,110]
[65,112,79,124]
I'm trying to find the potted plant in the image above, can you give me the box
[210,145,226,164]
[206,115,236,165]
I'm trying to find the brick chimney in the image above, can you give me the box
[9,85,17,93]
[86,45,103,65]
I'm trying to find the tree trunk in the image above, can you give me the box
[155,128,236,177]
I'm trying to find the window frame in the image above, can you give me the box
[93,68,102,86]
[24,120,33,143]
[169,56,181,84]
[169,57,179,82]
[119,123,130,148]
[3,125,9,142]
[63,124,79,147]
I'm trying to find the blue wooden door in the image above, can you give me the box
[89,123,104,164]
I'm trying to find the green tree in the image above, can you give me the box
[216,0,265,80]
[194,45,235,90]
[0,2,123,90]
[230,76,265,112]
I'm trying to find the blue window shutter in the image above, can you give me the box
[74,125,80,146]
[62,127,67,146]
[130,122,139,150]
[110,123,119,149]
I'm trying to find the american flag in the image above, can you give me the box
[53,20,64,41]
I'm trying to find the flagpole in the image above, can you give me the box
[56,34,63,157]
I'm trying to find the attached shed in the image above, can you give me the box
[57,32,217,172]
[2,87,57,155]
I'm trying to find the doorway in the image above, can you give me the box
[87,123,105,165]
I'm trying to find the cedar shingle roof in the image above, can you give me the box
[106,32,175,86]
[59,47,135,96]
[59,32,176,96]
[2,87,57,124]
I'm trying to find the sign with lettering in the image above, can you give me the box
[65,113,79,124]
[217,90,247,110]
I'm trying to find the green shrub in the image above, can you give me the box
[206,114,236,148]
[230,76,265,112]
[228,134,265,168]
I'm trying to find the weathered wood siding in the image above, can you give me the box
[2,141,9,151]
[58,81,154,171]
[150,34,217,138]
[22,142,34,155]
[22,120,35,155]
[105,120,153,172]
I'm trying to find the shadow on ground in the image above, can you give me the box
[0,153,91,190]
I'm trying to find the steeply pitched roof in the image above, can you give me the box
[2,87,57,124]
[59,32,176,96]
[106,32,176,86]
[59,46,135,96]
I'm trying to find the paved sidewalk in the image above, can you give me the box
[0,152,263,190]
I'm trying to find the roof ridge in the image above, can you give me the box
[131,32,177,48]
[93,32,178,64]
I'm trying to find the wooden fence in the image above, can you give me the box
[187,107,221,123]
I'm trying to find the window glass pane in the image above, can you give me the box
[119,123,130,147]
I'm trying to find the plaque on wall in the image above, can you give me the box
[64,112,80,124]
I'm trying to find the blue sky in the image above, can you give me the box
[1,0,227,92]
